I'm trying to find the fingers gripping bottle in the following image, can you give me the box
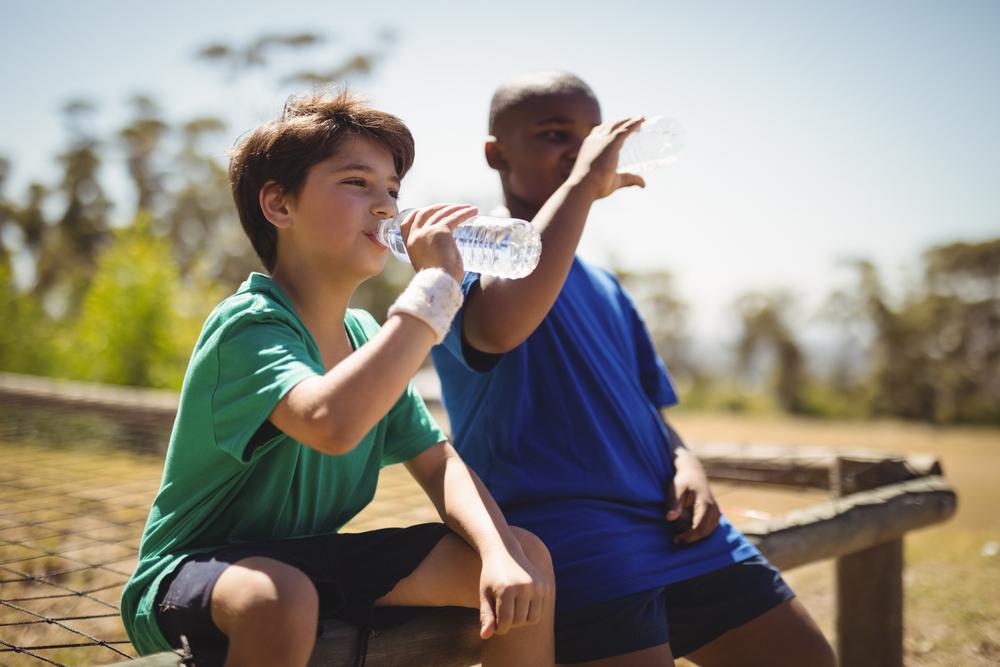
[377,210,542,279]
[618,115,685,174]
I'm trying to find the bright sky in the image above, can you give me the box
[2,0,998,340]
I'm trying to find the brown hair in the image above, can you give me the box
[228,90,415,271]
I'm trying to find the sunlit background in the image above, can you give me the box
[4,0,997,341]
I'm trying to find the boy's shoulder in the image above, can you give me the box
[199,273,305,346]
[567,257,628,299]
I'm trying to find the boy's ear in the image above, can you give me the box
[484,135,508,173]
[259,181,292,228]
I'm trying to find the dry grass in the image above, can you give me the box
[0,440,162,666]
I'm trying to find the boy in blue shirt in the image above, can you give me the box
[121,92,556,667]
[432,71,836,665]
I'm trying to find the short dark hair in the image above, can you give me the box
[229,90,415,271]
[488,71,598,135]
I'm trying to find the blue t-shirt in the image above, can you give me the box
[432,258,758,611]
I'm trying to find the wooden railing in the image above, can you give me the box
[0,375,957,666]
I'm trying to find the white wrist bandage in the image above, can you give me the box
[387,268,464,343]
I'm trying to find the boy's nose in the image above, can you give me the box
[371,195,397,219]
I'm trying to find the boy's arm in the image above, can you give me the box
[404,441,552,639]
[270,205,472,455]
[462,118,646,354]
[661,415,721,544]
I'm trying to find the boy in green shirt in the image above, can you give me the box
[120,92,555,667]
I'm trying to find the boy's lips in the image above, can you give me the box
[364,230,388,249]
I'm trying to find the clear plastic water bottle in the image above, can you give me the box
[377,210,542,279]
[618,115,685,175]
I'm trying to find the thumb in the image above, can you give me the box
[480,591,496,640]
[616,172,646,190]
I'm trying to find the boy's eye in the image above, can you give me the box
[539,130,569,143]
[343,178,366,187]
[388,190,400,200]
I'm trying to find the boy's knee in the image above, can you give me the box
[214,557,319,639]
[510,526,554,576]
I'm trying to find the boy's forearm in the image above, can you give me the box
[462,178,598,354]
[409,445,522,559]
[271,314,437,455]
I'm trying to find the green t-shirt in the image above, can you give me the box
[120,273,446,655]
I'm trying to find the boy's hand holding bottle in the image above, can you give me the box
[567,116,647,200]
[396,204,478,282]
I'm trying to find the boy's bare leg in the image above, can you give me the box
[683,598,835,667]
[558,643,675,667]
[377,527,556,667]
[210,556,320,667]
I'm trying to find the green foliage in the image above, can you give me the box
[0,262,56,375]
[674,377,781,415]
[63,214,204,388]
[829,240,1000,424]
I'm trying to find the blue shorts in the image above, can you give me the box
[555,554,794,663]
[154,523,450,667]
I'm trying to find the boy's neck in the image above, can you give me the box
[502,188,543,222]
[269,264,354,345]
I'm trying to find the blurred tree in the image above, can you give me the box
[924,239,1000,301]
[0,260,56,375]
[119,95,169,217]
[615,268,697,383]
[162,115,253,283]
[826,240,1000,423]
[33,99,112,313]
[67,214,202,388]
[284,52,381,87]
[0,158,9,266]
[734,291,808,414]
[197,32,324,79]
[195,28,394,90]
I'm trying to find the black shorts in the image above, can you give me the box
[154,523,451,666]
[555,554,795,663]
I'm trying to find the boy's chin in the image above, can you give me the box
[357,259,390,283]
[510,188,555,213]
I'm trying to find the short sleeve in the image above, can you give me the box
[212,316,324,462]
[381,381,448,466]
[437,271,502,373]
[623,291,679,409]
